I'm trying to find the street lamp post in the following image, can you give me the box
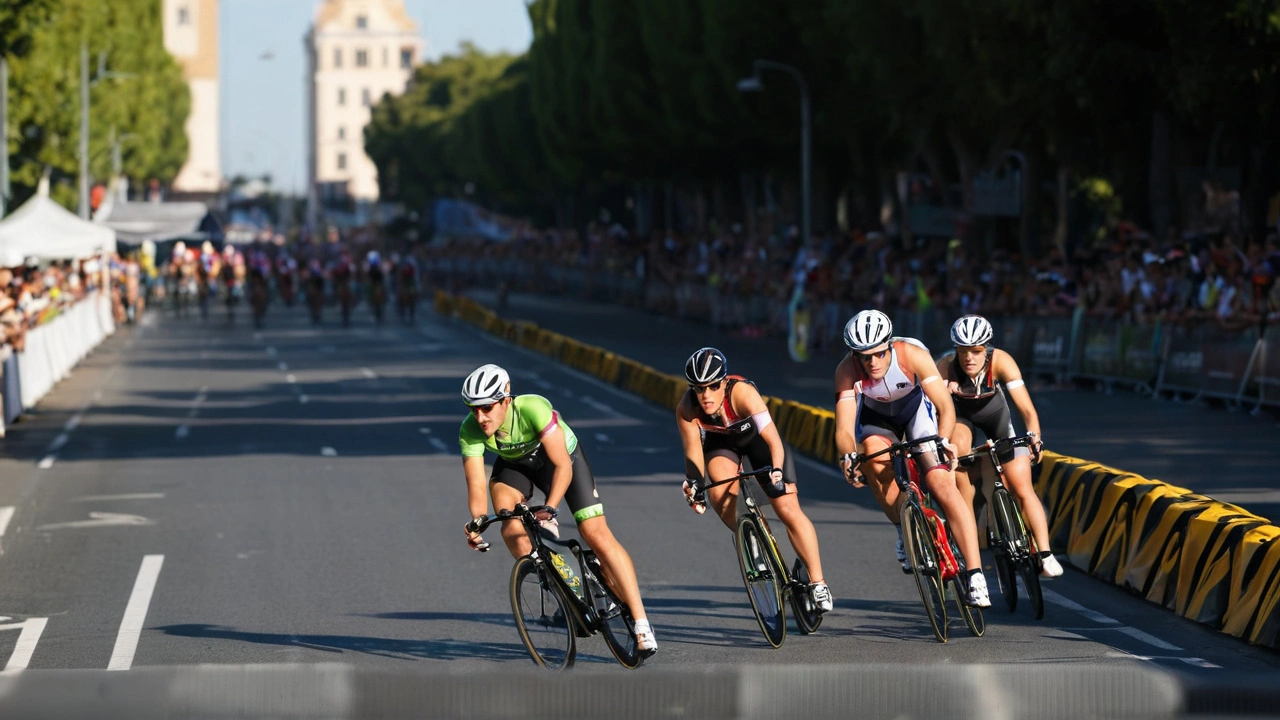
[78,44,135,218]
[737,59,811,245]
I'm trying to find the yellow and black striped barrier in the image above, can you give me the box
[437,290,1280,649]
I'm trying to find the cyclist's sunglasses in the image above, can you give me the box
[857,349,889,364]
[467,399,505,414]
[689,380,723,394]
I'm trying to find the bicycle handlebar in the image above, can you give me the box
[466,504,555,552]
[847,434,945,467]
[955,434,1039,466]
[690,466,775,497]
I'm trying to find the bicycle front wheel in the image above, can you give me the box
[582,553,644,669]
[990,489,1021,613]
[789,557,824,635]
[947,538,985,637]
[510,556,577,670]
[902,504,948,643]
[1022,533,1046,621]
[736,515,786,648]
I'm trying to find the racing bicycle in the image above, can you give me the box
[851,435,984,643]
[467,504,647,670]
[958,434,1045,620]
[692,466,824,648]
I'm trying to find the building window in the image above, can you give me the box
[177,6,190,25]
[337,126,346,141]
[333,48,342,68]
[337,87,346,106]
[400,48,413,69]
[356,15,368,30]
[355,49,368,67]
[337,153,347,170]
[362,88,372,107]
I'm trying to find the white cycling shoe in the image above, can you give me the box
[1040,552,1065,578]
[634,619,658,656]
[966,572,993,608]
[895,537,911,573]
[809,582,834,613]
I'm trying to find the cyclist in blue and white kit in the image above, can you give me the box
[834,310,991,607]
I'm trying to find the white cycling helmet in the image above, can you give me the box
[684,347,727,385]
[951,315,993,347]
[844,310,893,351]
[461,364,511,405]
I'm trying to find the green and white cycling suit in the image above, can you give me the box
[458,394,604,523]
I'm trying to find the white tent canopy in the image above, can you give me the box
[0,190,117,267]
[95,200,209,245]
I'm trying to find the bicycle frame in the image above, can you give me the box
[696,468,795,589]
[959,435,1038,560]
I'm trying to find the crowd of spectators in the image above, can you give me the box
[0,258,125,353]
[431,217,1280,341]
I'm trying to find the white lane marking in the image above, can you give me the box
[286,374,297,384]
[48,433,69,452]
[428,437,449,453]
[320,446,338,457]
[532,379,553,391]
[418,427,432,435]
[561,389,576,399]
[0,507,13,537]
[1042,588,1121,625]
[266,346,277,356]
[579,396,622,418]
[107,555,165,671]
[594,433,611,443]
[360,367,377,379]
[299,395,310,404]
[36,456,55,470]
[73,494,165,502]
[1115,626,1182,650]
[175,425,189,439]
[1103,651,1221,668]
[2,617,49,672]
[38,512,153,530]
[64,414,83,432]
[278,362,289,371]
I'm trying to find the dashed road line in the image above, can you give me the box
[360,367,377,379]
[37,455,56,470]
[594,433,611,443]
[0,506,13,537]
[428,437,449,453]
[48,433,69,452]
[278,362,289,371]
[1115,626,1181,650]
[108,554,165,671]
[266,346,278,356]
[64,414,83,432]
[320,446,338,457]
[418,427,432,435]
[300,395,310,404]
[175,425,189,439]
[73,493,165,502]
[1042,588,1121,625]
[286,374,297,384]
[2,617,49,672]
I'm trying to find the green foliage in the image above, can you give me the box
[5,0,190,209]
[368,0,1280,233]
[0,0,55,58]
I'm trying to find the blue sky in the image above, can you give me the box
[219,0,533,194]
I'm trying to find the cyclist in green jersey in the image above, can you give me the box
[458,364,657,655]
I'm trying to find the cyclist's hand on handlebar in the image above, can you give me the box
[940,438,959,471]
[840,453,865,488]
[464,516,490,552]
[532,506,558,523]
[1028,431,1044,463]
[683,479,707,515]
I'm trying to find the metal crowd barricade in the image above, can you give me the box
[1024,314,1076,383]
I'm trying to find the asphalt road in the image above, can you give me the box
[0,295,1275,685]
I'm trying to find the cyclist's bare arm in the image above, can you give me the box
[994,348,1042,439]
[907,344,956,440]
[732,382,786,470]
[462,455,490,520]
[833,356,862,480]
[675,398,706,482]
[539,425,574,511]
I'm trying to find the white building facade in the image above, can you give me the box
[163,0,221,194]
[306,0,423,223]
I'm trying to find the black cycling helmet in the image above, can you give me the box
[685,347,728,385]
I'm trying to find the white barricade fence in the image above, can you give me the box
[14,292,115,410]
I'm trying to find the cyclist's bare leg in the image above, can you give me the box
[1000,454,1051,552]
[705,455,742,531]
[577,515,648,622]
[923,465,981,570]
[488,481,533,559]
[767,493,824,583]
[858,436,901,524]
[949,423,977,511]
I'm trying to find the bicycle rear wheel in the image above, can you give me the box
[736,515,786,648]
[510,556,577,669]
[990,489,1021,613]
[946,537,985,637]
[582,552,644,669]
[789,558,824,635]
[902,504,948,643]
